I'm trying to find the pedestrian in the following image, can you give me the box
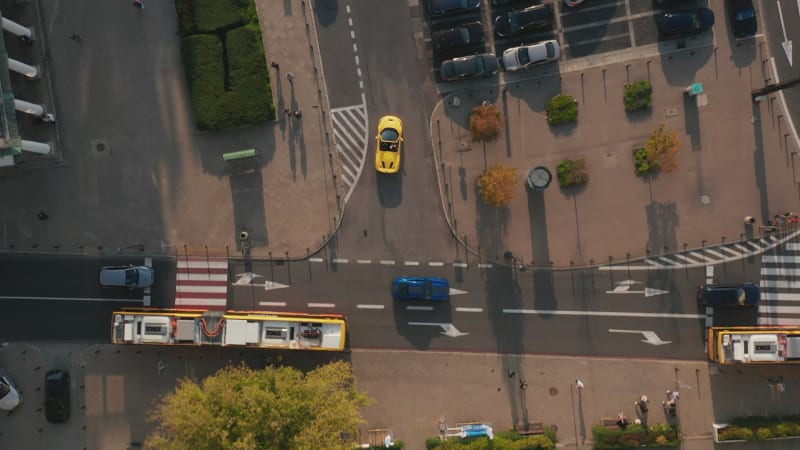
[507,370,515,378]
[37,211,49,220]
[294,110,302,119]
[133,0,144,9]
[284,108,291,117]
[666,390,679,402]
[575,379,584,391]
[616,412,628,431]
[69,33,82,43]
[519,380,527,390]
[287,72,295,83]
[270,62,280,70]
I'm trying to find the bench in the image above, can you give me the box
[516,421,545,435]
[222,148,257,161]
[602,418,621,430]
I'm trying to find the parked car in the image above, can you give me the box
[728,0,757,39]
[440,54,499,81]
[429,0,481,17]
[495,5,553,38]
[502,39,560,71]
[375,115,403,174]
[658,8,715,37]
[392,276,450,301]
[432,21,485,51]
[99,265,154,288]
[0,375,22,411]
[45,370,70,423]
[697,283,760,306]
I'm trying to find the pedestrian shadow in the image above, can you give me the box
[572,387,587,445]
[645,200,679,257]
[683,94,701,151]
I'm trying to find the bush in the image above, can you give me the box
[176,0,274,130]
[632,125,680,175]
[624,80,652,112]
[716,416,800,441]
[545,94,577,126]
[556,158,589,187]
[592,424,680,449]
[477,164,518,207]
[424,434,554,449]
[469,104,505,142]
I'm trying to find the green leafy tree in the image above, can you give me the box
[477,164,518,207]
[146,361,373,450]
[469,104,505,142]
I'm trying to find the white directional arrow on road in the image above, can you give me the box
[449,288,469,296]
[778,0,793,66]
[609,329,672,346]
[233,272,289,290]
[605,280,670,297]
[409,322,470,337]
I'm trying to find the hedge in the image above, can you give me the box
[624,80,652,112]
[175,0,257,36]
[718,416,800,441]
[545,94,577,126]
[425,430,556,449]
[592,423,679,449]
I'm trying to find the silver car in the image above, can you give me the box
[502,40,560,71]
[99,265,154,288]
[0,376,22,411]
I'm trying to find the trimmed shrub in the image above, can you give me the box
[593,423,680,449]
[633,125,680,175]
[469,104,505,142]
[556,158,588,187]
[545,94,577,126]
[624,80,652,112]
[424,435,554,449]
[716,415,800,441]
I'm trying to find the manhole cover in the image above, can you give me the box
[549,387,558,396]
[96,143,105,152]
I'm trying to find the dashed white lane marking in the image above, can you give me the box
[504,309,704,319]
[259,301,287,307]
[332,258,349,264]
[380,260,396,265]
[309,257,324,263]
[454,262,468,268]
[357,304,385,309]
[456,307,483,312]
[407,306,433,311]
[404,261,420,266]
[357,259,372,264]
[308,303,336,308]
[478,263,493,269]
[428,262,444,267]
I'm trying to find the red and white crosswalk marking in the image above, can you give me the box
[175,257,228,310]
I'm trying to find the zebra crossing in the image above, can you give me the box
[759,242,800,325]
[330,96,369,202]
[175,256,229,310]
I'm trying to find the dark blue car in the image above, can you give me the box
[658,8,715,37]
[392,277,450,301]
[697,283,760,306]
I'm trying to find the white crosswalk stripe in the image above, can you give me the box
[758,241,800,325]
[175,257,228,310]
[330,96,369,203]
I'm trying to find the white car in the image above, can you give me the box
[0,375,22,411]
[502,40,560,72]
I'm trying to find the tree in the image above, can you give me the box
[477,164,517,207]
[145,361,373,450]
[644,125,680,173]
[469,103,504,142]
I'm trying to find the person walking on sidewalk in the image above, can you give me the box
[575,379,584,392]
[287,72,295,83]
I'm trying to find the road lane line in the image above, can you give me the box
[308,303,335,308]
[453,262,468,268]
[503,309,704,319]
[259,301,287,307]
[456,307,483,312]
[478,263,493,268]
[428,262,444,267]
[0,296,142,302]
[356,304,385,309]
[332,258,349,264]
[380,260,396,265]
[406,306,433,311]
[309,257,324,263]
[404,261,420,266]
[357,259,372,264]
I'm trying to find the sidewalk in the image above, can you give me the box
[432,37,799,269]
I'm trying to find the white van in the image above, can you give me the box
[0,375,22,411]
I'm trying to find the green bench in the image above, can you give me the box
[222,149,257,161]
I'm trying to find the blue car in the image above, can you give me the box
[392,277,450,301]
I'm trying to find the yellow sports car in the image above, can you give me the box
[375,115,403,174]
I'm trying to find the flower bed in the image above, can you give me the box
[715,416,800,442]
[592,423,679,449]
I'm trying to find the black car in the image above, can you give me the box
[495,5,553,38]
[429,0,481,17]
[728,0,757,38]
[440,54,499,81]
[658,8,715,37]
[432,21,485,51]
[45,370,70,423]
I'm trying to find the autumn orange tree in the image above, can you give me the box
[469,103,504,142]
[146,361,373,450]
[477,164,517,207]
[644,125,680,173]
